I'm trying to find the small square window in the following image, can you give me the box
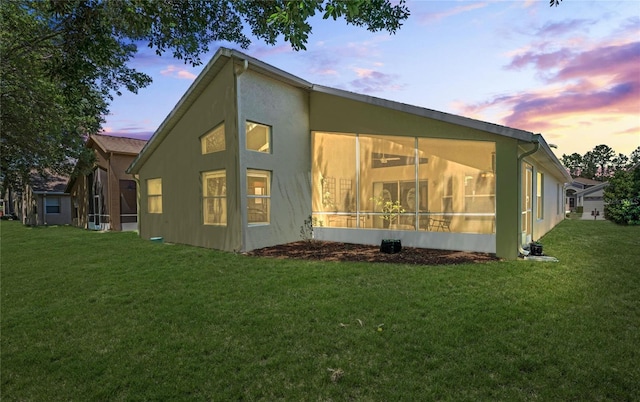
[246,122,271,153]
[201,123,225,154]
[45,197,61,214]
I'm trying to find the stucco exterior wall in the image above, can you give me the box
[237,69,310,251]
[137,60,241,250]
[528,158,566,243]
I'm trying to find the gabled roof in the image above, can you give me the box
[576,181,609,196]
[30,170,69,194]
[89,134,147,155]
[572,177,602,186]
[128,47,572,183]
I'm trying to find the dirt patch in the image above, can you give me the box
[246,240,500,266]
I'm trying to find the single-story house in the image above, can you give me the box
[17,170,72,226]
[127,47,571,259]
[67,134,147,231]
[576,181,609,219]
[565,177,603,212]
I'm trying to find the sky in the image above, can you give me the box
[103,0,640,158]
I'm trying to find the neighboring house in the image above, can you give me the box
[15,171,72,226]
[576,181,609,220]
[67,134,147,231]
[127,47,571,259]
[565,177,608,217]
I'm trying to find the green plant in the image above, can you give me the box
[300,215,316,242]
[371,196,405,225]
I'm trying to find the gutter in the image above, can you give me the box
[516,133,541,257]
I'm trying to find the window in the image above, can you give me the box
[201,123,225,154]
[45,197,61,214]
[247,170,270,224]
[537,172,544,219]
[147,178,162,214]
[311,133,496,234]
[246,122,271,153]
[203,170,226,225]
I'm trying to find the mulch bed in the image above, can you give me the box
[245,240,500,266]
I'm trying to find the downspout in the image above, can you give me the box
[233,57,248,251]
[516,134,540,256]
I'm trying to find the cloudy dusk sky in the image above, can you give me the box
[103,0,640,157]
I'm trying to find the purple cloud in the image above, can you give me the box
[535,19,595,37]
[462,40,640,134]
[349,69,403,93]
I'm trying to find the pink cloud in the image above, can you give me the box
[249,44,293,58]
[464,39,640,134]
[349,68,403,93]
[160,65,196,80]
[419,2,488,24]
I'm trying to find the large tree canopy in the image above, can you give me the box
[561,145,640,181]
[0,0,410,197]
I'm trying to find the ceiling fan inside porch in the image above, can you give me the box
[373,153,401,164]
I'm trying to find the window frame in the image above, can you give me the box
[147,178,163,214]
[247,169,271,225]
[537,171,544,220]
[245,121,271,153]
[200,122,225,155]
[202,170,227,226]
[45,197,61,214]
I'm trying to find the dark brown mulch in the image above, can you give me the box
[246,240,500,265]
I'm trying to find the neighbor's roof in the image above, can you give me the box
[89,134,147,155]
[576,181,609,196]
[30,170,69,194]
[572,177,602,186]
[128,47,571,183]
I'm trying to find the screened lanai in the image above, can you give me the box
[311,132,496,235]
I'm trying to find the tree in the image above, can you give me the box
[604,165,640,225]
[0,0,410,198]
[561,153,583,177]
[561,145,638,180]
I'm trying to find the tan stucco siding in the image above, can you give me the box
[137,60,241,250]
[237,69,310,251]
[528,158,566,242]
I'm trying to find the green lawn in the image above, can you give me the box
[1,220,639,400]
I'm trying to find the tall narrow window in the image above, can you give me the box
[246,122,271,153]
[147,178,162,214]
[203,170,227,225]
[537,172,544,219]
[247,170,270,224]
[201,123,225,154]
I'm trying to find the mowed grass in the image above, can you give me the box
[1,220,639,401]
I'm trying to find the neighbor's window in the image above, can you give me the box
[45,197,61,214]
[247,170,270,224]
[537,172,544,219]
[201,123,225,154]
[246,122,271,153]
[203,170,227,226]
[147,178,162,213]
